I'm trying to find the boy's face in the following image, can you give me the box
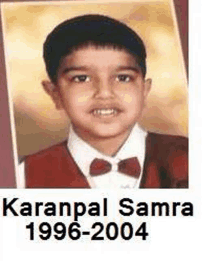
[43,46,151,143]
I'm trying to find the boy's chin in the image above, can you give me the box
[79,124,132,141]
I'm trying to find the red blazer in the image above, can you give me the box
[25,132,188,188]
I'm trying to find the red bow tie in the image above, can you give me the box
[90,157,141,178]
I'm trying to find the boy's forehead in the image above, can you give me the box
[59,46,141,72]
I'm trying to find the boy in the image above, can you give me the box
[18,14,188,188]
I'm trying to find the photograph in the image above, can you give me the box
[1,0,188,188]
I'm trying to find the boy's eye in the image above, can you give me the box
[71,75,91,82]
[116,75,132,82]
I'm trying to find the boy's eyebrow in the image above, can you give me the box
[61,65,141,75]
[62,66,88,74]
[116,66,141,73]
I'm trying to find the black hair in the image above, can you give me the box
[43,14,147,83]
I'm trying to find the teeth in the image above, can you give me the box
[93,109,117,116]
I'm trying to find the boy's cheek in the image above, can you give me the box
[63,91,91,105]
[120,89,146,104]
[123,94,133,103]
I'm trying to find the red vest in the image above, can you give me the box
[25,132,188,188]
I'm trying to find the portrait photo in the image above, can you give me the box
[0,0,188,188]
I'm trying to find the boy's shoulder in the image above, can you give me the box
[25,140,68,162]
[24,140,89,188]
[25,131,188,161]
[146,131,188,160]
[147,131,188,147]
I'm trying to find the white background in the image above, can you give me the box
[1,0,220,260]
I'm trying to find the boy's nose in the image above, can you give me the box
[94,79,115,99]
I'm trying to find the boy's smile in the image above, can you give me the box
[43,46,151,154]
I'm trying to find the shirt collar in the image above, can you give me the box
[67,123,147,178]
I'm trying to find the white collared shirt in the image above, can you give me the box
[67,123,147,189]
[17,124,147,189]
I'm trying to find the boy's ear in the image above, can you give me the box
[42,80,64,110]
[144,78,152,97]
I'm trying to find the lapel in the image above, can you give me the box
[139,132,189,188]
[64,144,91,188]
[139,133,162,188]
[26,141,91,188]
